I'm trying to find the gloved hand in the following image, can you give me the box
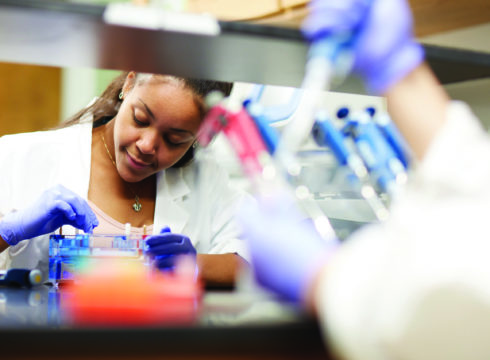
[0,184,99,246]
[145,227,197,271]
[302,0,424,94]
[238,194,339,303]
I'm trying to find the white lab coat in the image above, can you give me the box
[0,121,250,279]
[316,101,490,360]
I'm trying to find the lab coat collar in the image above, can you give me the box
[154,166,191,234]
[163,167,191,200]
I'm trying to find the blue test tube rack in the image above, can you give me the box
[49,234,145,286]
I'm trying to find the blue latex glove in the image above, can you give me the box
[0,184,99,246]
[238,194,338,303]
[302,0,424,94]
[145,227,197,271]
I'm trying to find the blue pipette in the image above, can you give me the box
[312,112,389,221]
[240,99,337,241]
[274,35,354,177]
[243,100,280,155]
[0,268,43,288]
[367,108,412,169]
[339,108,407,196]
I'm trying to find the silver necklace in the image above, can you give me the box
[101,133,142,212]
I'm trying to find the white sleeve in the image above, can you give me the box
[184,156,251,262]
[0,124,91,274]
[204,161,252,262]
[315,101,490,360]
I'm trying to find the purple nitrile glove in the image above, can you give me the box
[237,194,339,303]
[0,184,99,246]
[145,227,197,271]
[302,0,424,94]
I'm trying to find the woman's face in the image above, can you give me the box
[113,75,202,183]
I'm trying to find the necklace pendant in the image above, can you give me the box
[132,197,142,212]
[133,202,142,212]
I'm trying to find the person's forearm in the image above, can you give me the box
[385,62,451,161]
[0,214,9,253]
[196,253,249,287]
[0,235,9,253]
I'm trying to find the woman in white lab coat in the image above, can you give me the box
[0,71,250,286]
[239,0,490,359]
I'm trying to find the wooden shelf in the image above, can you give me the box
[187,0,490,37]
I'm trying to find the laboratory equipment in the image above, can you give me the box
[273,35,354,176]
[60,257,201,326]
[197,93,272,184]
[246,84,303,125]
[0,268,42,288]
[49,232,201,326]
[48,233,145,286]
[244,101,280,155]
[339,108,409,196]
[312,111,390,221]
[369,108,412,169]
[198,93,337,242]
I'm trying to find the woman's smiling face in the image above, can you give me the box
[113,73,202,183]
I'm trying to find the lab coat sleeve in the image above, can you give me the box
[0,133,39,270]
[314,101,490,360]
[194,158,251,263]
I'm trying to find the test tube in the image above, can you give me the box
[125,223,131,240]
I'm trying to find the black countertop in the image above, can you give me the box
[0,285,331,359]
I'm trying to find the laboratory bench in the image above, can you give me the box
[0,284,331,359]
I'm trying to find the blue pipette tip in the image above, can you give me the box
[337,107,349,119]
[365,107,376,117]
[242,99,251,108]
[312,123,321,143]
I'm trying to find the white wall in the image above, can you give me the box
[444,78,490,131]
[61,67,121,122]
[61,67,98,121]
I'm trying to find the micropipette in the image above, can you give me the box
[243,99,338,239]
[368,108,412,170]
[0,268,43,288]
[312,111,389,221]
[244,101,280,155]
[198,93,337,242]
[339,108,408,197]
[273,35,354,177]
[197,92,337,241]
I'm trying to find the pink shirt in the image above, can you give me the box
[88,200,154,237]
